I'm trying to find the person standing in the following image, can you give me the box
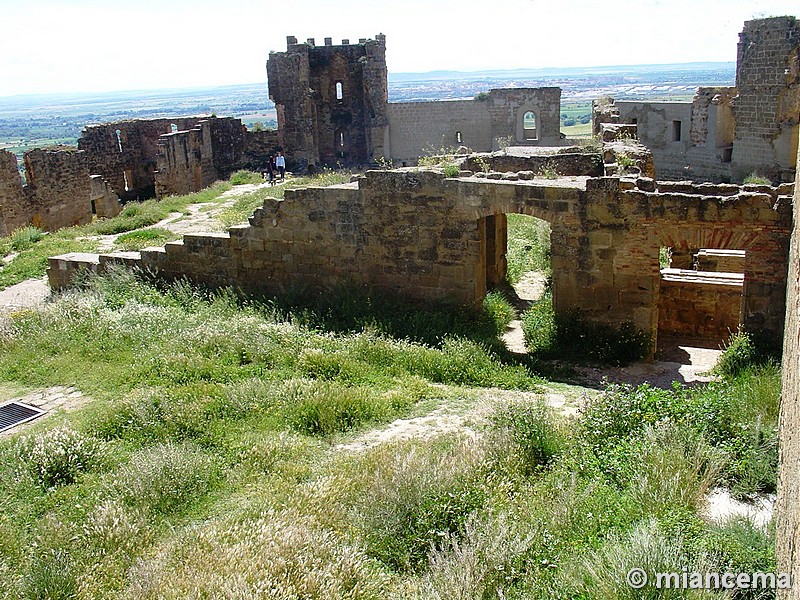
[264,155,276,186]
[275,151,286,180]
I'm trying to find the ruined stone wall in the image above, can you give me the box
[658,272,743,340]
[90,175,122,219]
[386,100,492,163]
[268,35,389,167]
[487,88,562,148]
[48,170,791,357]
[154,122,216,199]
[23,147,92,231]
[732,16,800,182]
[777,144,800,600]
[78,117,206,200]
[385,88,562,164]
[242,129,280,171]
[0,149,30,236]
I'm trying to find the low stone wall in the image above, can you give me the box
[47,168,792,356]
[464,151,603,177]
[658,270,743,340]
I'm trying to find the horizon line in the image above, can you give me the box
[0,60,737,102]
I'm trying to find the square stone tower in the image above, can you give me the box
[732,16,800,182]
[267,35,389,167]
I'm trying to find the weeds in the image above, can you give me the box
[482,290,516,332]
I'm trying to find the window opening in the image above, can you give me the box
[336,81,343,100]
[523,112,538,141]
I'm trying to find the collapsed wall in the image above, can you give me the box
[47,165,791,354]
[386,88,563,164]
[732,16,800,182]
[0,147,108,235]
[0,150,29,236]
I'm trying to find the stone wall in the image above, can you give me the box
[154,122,216,199]
[242,129,280,171]
[48,168,791,355]
[268,35,389,167]
[79,117,205,200]
[777,143,800,600]
[89,175,122,219]
[658,270,743,340]
[732,16,800,182]
[386,100,492,164]
[0,149,29,236]
[23,147,93,231]
[384,88,563,164]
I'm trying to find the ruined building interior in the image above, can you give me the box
[35,16,797,362]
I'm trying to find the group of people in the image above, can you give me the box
[264,151,286,185]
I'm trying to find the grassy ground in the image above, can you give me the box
[0,172,782,598]
[0,170,352,291]
[506,214,551,284]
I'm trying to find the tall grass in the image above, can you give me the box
[506,214,551,283]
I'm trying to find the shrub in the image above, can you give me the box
[341,436,487,572]
[486,397,564,476]
[112,442,217,515]
[743,172,771,186]
[625,424,725,516]
[521,296,649,365]
[521,296,556,354]
[126,511,391,600]
[10,226,44,252]
[229,169,263,185]
[418,512,534,599]
[482,290,516,333]
[442,163,460,178]
[714,330,763,378]
[555,519,716,599]
[281,379,387,436]
[113,228,174,251]
[15,426,102,489]
[23,548,77,600]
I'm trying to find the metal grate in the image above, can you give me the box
[0,401,44,433]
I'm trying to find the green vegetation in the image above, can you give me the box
[521,292,650,365]
[0,170,354,291]
[505,213,551,283]
[229,169,265,186]
[743,172,772,186]
[0,262,780,597]
[113,228,176,251]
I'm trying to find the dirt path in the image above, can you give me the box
[0,276,50,317]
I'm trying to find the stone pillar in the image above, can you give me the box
[777,150,800,599]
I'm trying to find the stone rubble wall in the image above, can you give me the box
[48,169,791,356]
[23,147,93,231]
[79,117,206,200]
[658,272,743,340]
[0,149,29,236]
[777,136,800,600]
[732,16,800,182]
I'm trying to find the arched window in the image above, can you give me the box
[336,81,343,100]
[115,129,124,153]
[456,131,463,144]
[523,112,538,140]
[170,123,178,133]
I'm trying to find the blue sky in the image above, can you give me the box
[0,0,797,97]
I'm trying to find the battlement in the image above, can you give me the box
[282,34,385,51]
